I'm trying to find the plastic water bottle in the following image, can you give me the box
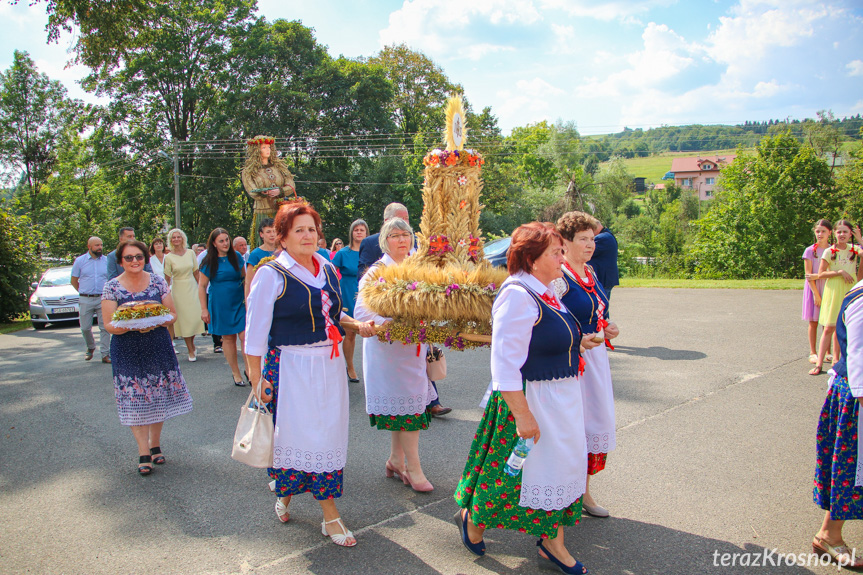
[503,437,535,476]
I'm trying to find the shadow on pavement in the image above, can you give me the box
[612,345,707,361]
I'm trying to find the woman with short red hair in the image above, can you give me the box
[453,222,601,574]
[245,202,375,547]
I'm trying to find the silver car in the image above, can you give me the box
[29,266,81,330]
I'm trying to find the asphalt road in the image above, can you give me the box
[0,287,857,575]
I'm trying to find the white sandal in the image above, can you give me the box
[275,497,291,523]
[321,517,357,547]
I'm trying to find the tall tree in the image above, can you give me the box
[688,133,834,279]
[0,51,76,217]
[366,44,462,148]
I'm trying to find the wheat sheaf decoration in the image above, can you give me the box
[359,95,507,350]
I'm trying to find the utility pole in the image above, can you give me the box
[173,140,181,228]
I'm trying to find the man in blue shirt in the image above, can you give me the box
[71,237,110,362]
[245,218,277,299]
[106,227,151,281]
[588,221,620,299]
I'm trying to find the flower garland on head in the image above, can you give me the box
[241,134,294,189]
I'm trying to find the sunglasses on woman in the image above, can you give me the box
[123,254,146,262]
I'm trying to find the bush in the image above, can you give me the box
[0,206,40,322]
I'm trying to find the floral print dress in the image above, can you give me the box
[102,274,193,426]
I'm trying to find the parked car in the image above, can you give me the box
[483,236,511,268]
[30,266,80,329]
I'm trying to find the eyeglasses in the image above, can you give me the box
[387,233,412,240]
[123,254,146,262]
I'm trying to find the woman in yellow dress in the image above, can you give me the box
[163,228,206,361]
[810,220,863,375]
[241,136,296,249]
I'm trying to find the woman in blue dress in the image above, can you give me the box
[331,219,368,383]
[198,228,247,386]
[101,240,193,475]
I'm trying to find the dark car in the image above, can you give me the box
[483,236,511,268]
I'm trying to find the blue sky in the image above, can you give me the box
[2,0,862,135]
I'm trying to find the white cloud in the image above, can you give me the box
[379,0,540,58]
[575,22,702,97]
[853,100,863,113]
[538,0,673,24]
[495,77,565,125]
[551,24,576,54]
[705,0,831,84]
[847,60,863,76]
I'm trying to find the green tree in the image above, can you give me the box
[0,51,77,218]
[0,204,39,322]
[366,44,462,148]
[39,131,120,259]
[688,133,834,278]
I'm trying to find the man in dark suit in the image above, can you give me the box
[588,221,619,299]
[358,202,451,417]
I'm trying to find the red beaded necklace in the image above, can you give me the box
[563,260,613,349]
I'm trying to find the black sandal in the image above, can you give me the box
[138,455,153,475]
[149,446,165,465]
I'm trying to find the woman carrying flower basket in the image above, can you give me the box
[354,217,438,493]
[101,240,193,476]
[453,222,602,574]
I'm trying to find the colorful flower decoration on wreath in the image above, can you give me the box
[428,234,455,256]
[457,175,467,186]
[467,234,482,262]
[423,148,484,168]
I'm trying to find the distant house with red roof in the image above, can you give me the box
[669,155,736,200]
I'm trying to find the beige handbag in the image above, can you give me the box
[426,344,447,381]
[231,381,274,468]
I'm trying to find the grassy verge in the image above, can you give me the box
[620,278,801,289]
[0,317,32,334]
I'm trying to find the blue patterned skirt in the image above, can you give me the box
[814,374,863,519]
[111,326,193,426]
[264,347,344,500]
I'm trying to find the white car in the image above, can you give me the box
[29,266,81,330]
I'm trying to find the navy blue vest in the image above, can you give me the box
[501,280,583,382]
[558,265,609,333]
[265,260,345,347]
[833,285,863,379]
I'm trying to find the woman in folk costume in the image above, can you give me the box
[812,278,863,568]
[555,211,620,519]
[453,222,602,574]
[241,136,296,249]
[354,217,437,492]
[244,201,376,547]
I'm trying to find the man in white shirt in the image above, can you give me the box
[71,237,110,362]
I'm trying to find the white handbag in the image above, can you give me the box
[231,381,274,468]
[426,344,447,381]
